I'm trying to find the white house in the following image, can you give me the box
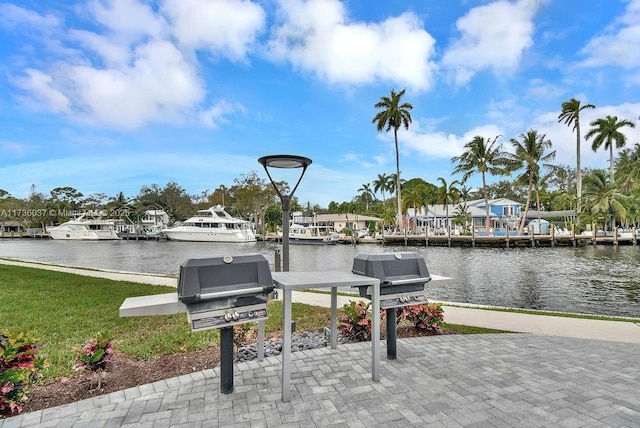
[141,210,169,232]
[291,212,380,234]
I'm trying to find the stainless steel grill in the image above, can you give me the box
[177,253,275,394]
[352,252,431,309]
[177,254,274,331]
[352,252,432,360]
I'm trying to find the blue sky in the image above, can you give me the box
[1,0,639,208]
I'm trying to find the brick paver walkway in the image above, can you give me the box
[3,333,639,427]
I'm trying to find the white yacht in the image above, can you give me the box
[48,214,121,240]
[289,223,338,245]
[162,206,256,242]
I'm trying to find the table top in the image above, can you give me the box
[271,271,380,291]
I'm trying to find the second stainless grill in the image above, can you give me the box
[352,252,432,360]
[352,252,432,309]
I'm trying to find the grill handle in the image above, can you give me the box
[384,277,432,286]
[196,286,271,301]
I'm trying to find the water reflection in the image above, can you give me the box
[0,239,639,317]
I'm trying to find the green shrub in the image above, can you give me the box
[72,332,114,373]
[0,333,45,416]
[399,303,444,333]
[338,301,372,342]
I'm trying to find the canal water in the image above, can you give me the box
[1,239,639,318]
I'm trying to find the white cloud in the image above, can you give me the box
[579,0,640,75]
[199,99,245,128]
[526,78,564,100]
[162,0,265,60]
[267,0,437,91]
[13,69,71,112]
[442,0,545,86]
[68,29,132,66]
[87,0,166,39]
[65,40,204,128]
[8,0,266,130]
[0,3,60,30]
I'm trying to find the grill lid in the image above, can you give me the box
[352,252,431,286]
[178,253,274,304]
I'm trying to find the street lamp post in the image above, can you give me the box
[258,155,312,272]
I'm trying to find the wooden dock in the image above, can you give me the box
[118,232,166,241]
[379,233,638,248]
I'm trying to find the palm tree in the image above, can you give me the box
[401,184,428,233]
[451,136,508,233]
[585,115,636,182]
[372,89,413,229]
[436,177,460,236]
[558,98,595,215]
[380,209,397,237]
[582,169,627,231]
[614,143,640,193]
[504,129,556,233]
[386,173,405,199]
[357,183,375,212]
[453,203,472,233]
[458,185,473,202]
[372,173,392,205]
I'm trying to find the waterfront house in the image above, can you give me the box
[0,221,26,237]
[410,198,523,235]
[291,212,380,234]
[141,209,169,232]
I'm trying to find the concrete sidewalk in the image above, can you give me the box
[3,258,640,427]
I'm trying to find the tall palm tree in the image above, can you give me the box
[357,183,375,212]
[451,135,508,232]
[585,115,636,182]
[558,98,595,215]
[372,89,413,228]
[436,177,461,235]
[582,169,627,231]
[504,129,556,233]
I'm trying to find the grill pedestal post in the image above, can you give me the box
[386,308,397,360]
[220,327,234,394]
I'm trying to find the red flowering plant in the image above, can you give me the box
[399,303,444,333]
[72,332,114,390]
[0,333,45,417]
[338,300,373,342]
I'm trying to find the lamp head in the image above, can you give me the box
[258,155,312,170]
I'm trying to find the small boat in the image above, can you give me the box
[289,223,338,245]
[162,206,256,243]
[48,214,120,240]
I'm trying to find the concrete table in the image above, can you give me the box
[271,271,381,402]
